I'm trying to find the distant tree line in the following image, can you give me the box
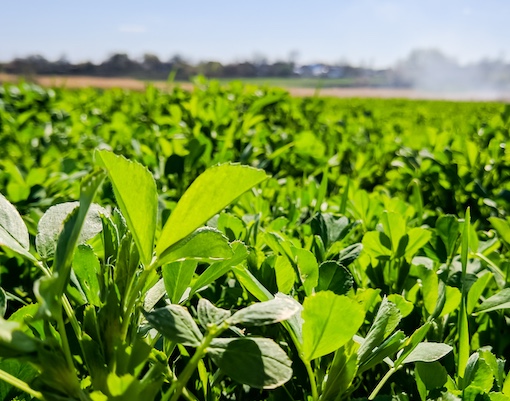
[0,53,300,81]
[1,50,509,90]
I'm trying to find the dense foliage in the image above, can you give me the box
[1,80,510,401]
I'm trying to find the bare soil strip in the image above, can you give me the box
[1,73,509,102]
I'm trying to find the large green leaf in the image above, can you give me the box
[208,337,292,389]
[156,164,268,255]
[0,192,35,261]
[144,305,203,347]
[95,150,157,265]
[302,291,365,361]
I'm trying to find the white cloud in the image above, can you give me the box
[118,24,146,33]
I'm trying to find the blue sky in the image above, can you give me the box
[1,0,509,67]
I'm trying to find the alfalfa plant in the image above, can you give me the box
[0,150,298,400]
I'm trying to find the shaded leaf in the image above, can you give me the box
[197,298,231,328]
[317,260,354,295]
[208,337,292,389]
[144,305,203,347]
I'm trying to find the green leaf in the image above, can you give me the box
[0,359,38,400]
[274,255,296,294]
[415,361,448,390]
[469,357,495,394]
[36,201,107,259]
[317,261,354,295]
[405,228,432,261]
[158,227,232,266]
[387,294,414,317]
[338,243,363,267]
[144,305,203,347]
[233,265,272,302]
[0,192,34,261]
[0,288,5,318]
[197,298,231,329]
[417,264,439,315]
[476,288,510,314]
[489,217,510,246]
[467,272,493,314]
[227,294,300,326]
[394,322,432,367]
[401,342,453,364]
[441,286,462,317]
[96,150,157,265]
[190,241,248,294]
[437,215,460,258]
[0,318,39,357]
[320,341,360,401]
[291,247,319,296]
[302,291,365,361]
[358,297,401,366]
[381,211,407,254]
[163,260,198,304]
[358,330,406,374]
[157,164,268,254]
[362,231,392,260]
[73,244,102,306]
[458,208,471,380]
[208,337,292,389]
[51,171,105,306]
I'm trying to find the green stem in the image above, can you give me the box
[304,360,319,401]
[56,312,76,371]
[0,368,47,401]
[165,336,214,401]
[120,258,158,340]
[368,367,397,400]
[37,261,83,340]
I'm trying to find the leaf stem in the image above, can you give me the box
[120,258,158,340]
[0,368,47,401]
[56,312,76,372]
[368,367,396,400]
[304,360,319,401]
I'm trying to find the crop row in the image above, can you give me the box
[0,81,510,400]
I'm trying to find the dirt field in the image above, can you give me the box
[1,73,509,102]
